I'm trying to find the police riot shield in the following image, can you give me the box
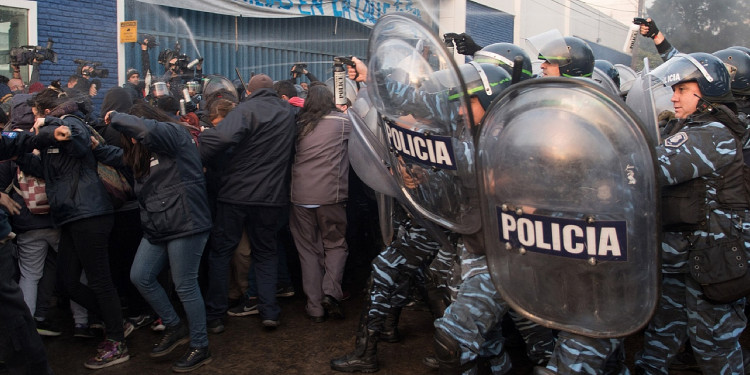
[367,13,480,234]
[625,59,660,145]
[478,77,660,337]
[615,63,638,95]
[592,67,621,97]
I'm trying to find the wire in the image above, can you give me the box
[527,0,631,30]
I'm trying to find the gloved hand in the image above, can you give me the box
[634,17,659,39]
[454,33,482,56]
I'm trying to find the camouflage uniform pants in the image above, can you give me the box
[434,252,512,375]
[366,220,443,331]
[635,272,746,375]
[545,332,627,375]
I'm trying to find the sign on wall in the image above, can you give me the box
[135,0,426,26]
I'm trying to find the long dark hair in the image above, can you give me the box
[119,102,176,179]
[297,84,338,138]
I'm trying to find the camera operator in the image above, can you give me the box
[158,46,203,98]
[285,63,318,99]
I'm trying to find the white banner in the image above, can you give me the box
[136,0,429,26]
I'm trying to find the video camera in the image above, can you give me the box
[74,59,109,78]
[158,42,201,73]
[291,63,307,77]
[10,38,57,66]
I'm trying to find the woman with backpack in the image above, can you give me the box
[92,102,213,373]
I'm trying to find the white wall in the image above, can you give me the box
[439,0,630,53]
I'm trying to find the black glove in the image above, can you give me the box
[454,33,482,56]
[633,17,659,39]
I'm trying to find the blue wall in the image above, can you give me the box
[465,1,514,47]
[125,1,371,87]
[37,0,119,110]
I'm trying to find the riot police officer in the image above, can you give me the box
[634,52,750,375]
[526,31,631,375]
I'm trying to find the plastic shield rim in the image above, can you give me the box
[625,58,660,146]
[347,109,402,199]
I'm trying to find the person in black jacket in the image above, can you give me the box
[0,86,131,370]
[94,102,213,372]
[199,73,297,331]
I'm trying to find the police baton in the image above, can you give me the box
[511,56,524,85]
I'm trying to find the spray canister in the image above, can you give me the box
[623,24,640,54]
[333,58,347,106]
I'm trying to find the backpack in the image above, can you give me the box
[87,125,134,209]
[5,166,50,215]
[59,115,134,209]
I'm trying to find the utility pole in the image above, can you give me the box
[631,0,646,70]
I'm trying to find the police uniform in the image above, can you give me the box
[635,108,749,374]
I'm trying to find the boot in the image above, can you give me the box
[380,308,401,343]
[330,329,379,373]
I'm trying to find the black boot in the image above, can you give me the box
[330,329,379,373]
[172,346,212,373]
[380,308,401,343]
[150,321,189,358]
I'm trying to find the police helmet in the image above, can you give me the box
[713,48,750,96]
[202,75,236,97]
[730,46,750,57]
[454,62,512,110]
[650,52,733,104]
[594,60,621,88]
[558,37,595,78]
[473,43,533,81]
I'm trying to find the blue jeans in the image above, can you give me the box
[130,232,209,348]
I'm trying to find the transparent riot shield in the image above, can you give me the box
[625,58,660,145]
[592,67,621,97]
[615,63,638,96]
[366,13,480,234]
[478,77,659,338]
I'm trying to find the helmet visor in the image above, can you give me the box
[525,29,571,67]
[649,53,714,88]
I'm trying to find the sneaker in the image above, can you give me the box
[207,318,225,334]
[123,320,134,338]
[227,297,259,317]
[128,314,156,330]
[276,285,296,297]
[262,319,280,329]
[74,323,96,338]
[150,322,189,358]
[172,346,212,373]
[35,319,62,337]
[83,339,130,369]
[151,318,166,332]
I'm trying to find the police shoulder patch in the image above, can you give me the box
[664,132,688,148]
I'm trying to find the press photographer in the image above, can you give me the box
[72,59,108,98]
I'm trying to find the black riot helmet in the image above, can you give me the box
[713,48,750,96]
[559,37,595,78]
[730,46,750,57]
[452,62,512,110]
[650,52,733,105]
[527,30,594,78]
[473,43,533,81]
[594,59,621,88]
